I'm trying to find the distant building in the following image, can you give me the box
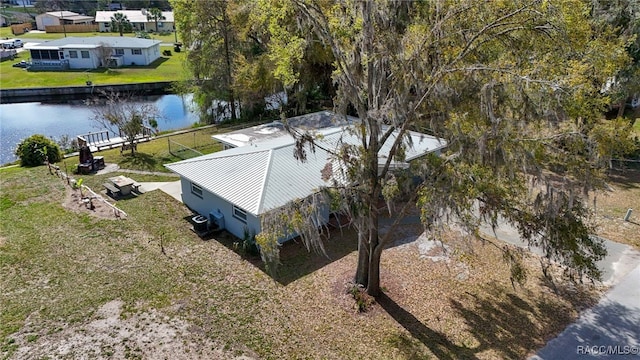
[26,36,161,70]
[95,10,174,33]
[35,11,94,31]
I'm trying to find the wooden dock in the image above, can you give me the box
[77,127,153,153]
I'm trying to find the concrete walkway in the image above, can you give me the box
[95,163,182,202]
[138,180,182,203]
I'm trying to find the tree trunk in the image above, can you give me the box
[222,12,237,121]
[617,100,626,118]
[354,229,369,286]
[366,242,383,297]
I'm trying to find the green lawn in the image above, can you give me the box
[0,46,190,88]
[11,31,178,43]
[66,127,226,173]
[0,163,605,359]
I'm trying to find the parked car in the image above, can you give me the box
[1,39,23,49]
[12,60,28,68]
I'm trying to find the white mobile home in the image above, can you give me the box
[95,10,175,33]
[26,36,161,70]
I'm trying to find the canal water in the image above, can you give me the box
[0,94,200,165]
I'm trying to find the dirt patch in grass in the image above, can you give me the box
[62,187,125,220]
[9,300,256,360]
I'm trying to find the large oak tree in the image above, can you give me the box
[255,0,631,296]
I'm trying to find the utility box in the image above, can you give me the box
[192,215,208,232]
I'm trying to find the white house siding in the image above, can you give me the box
[122,46,158,65]
[36,14,60,30]
[180,176,333,244]
[65,49,100,69]
[180,179,260,241]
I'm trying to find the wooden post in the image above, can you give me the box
[624,209,633,222]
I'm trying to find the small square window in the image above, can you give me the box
[132,48,142,55]
[81,51,90,58]
[233,205,247,223]
[191,183,203,199]
[115,48,124,55]
[69,50,77,58]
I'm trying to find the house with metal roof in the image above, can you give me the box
[35,11,94,31]
[166,112,447,242]
[95,10,175,33]
[212,110,356,150]
[25,36,161,70]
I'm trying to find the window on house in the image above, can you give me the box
[132,48,142,55]
[69,51,78,58]
[81,51,90,58]
[233,205,247,223]
[115,48,124,55]
[191,183,203,199]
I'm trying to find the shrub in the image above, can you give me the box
[15,134,62,167]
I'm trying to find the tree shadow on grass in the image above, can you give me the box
[378,292,480,360]
[449,281,600,359]
[119,152,159,172]
[534,301,640,359]
[605,167,640,190]
[378,280,601,359]
[193,219,358,286]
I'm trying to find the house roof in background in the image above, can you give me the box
[167,121,447,216]
[36,11,94,22]
[28,36,161,49]
[95,10,174,23]
[212,110,357,148]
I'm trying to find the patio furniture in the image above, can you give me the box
[103,182,121,198]
[108,175,135,196]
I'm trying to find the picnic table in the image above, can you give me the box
[107,175,138,196]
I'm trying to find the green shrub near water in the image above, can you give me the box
[14,134,62,167]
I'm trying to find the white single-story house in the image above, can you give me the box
[26,36,161,70]
[35,11,94,31]
[166,111,447,242]
[95,10,175,33]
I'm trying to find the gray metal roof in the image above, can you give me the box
[95,10,174,23]
[29,36,161,49]
[212,110,356,148]
[166,125,447,216]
